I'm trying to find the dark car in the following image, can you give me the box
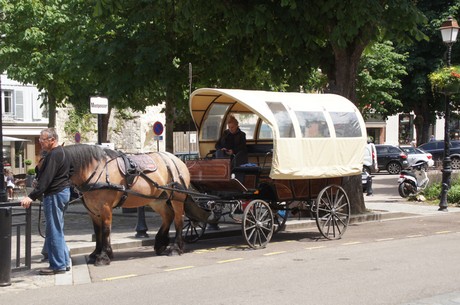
[375,144,410,174]
[418,140,460,169]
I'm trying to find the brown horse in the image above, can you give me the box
[64,144,192,266]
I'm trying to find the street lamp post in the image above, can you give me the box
[0,72,7,203]
[439,16,460,211]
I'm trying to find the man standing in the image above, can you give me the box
[20,128,71,275]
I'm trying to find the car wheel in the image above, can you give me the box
[451,157,460,170]
[387,162,402,175]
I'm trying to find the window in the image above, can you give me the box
[201,103,230,141]
[258,121,273,140]
[231,113,258,140]
[330,112,362,138]
[267,102,295,138]
[2,90,13,114]
[295,111,330,138]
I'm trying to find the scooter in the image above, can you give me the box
[397,161,429,198]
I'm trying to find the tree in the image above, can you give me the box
[357,41,408,119]
[398,0,460,146]
[0,0,75,127]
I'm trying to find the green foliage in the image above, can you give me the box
[357,41,408,118]
[24,159,32,166]
[63,108,97,142]
[27,168,36,175]
[423,178,460,205]
[429,65,460,94]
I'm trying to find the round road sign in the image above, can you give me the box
[153,121,164,136]
[75,132,81,143]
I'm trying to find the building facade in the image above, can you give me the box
[0,73,48,174]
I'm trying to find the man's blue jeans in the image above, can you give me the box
[43,188,70,270]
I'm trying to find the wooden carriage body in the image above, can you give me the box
[184,88,367,245]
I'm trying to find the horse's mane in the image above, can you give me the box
[64,144,108,173]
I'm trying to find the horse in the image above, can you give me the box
[64,144,194,266]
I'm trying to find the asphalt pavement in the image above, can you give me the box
[2,177,460,303]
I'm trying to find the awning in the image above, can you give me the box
[2,136,31,142]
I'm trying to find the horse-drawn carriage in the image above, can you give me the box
[65,88,366,265]
[183,88,367,248]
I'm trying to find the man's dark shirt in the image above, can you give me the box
[28,146,70,201]
[215,128,247,154]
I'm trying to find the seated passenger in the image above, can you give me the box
[215,115,248,167]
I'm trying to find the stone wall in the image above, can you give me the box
[56,104,166,153]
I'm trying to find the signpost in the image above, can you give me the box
[90,97,108,145]
[153,121,164,152]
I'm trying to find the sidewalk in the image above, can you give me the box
[2,193,460,294]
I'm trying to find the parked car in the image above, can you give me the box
[375,144,410,174]
[399,146,434,168]
[363,143,378,174]
[418,140,460,169]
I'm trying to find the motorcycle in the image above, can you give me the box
[397,161,429,198]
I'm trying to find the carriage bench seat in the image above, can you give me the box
[246,143,273,175]
[246,144,273,156]
[186,159,260,193]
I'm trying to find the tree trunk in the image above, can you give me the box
[48,96,56,128]
[165,85,176,153]
[330,42,368,215]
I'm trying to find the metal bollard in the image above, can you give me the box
[135,206,149,238]
[0,207,12,287]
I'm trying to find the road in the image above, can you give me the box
[2,173,460,305]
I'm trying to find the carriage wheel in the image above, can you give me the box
[315,185,350,240]
[242,199,274,249]
[183,217,207,243]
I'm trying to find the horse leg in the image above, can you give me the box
[88,215,102,264]
[94,206,114,266]
[153,201,174,255]
[169,199,185,256]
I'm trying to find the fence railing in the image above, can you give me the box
[0,201,32,287]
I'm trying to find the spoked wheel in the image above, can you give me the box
[183,217,207,243]
[315,185,350,240]
[242,199,274,249]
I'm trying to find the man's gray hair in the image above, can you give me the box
[41,128,59,141]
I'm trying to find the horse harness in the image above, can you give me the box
[75,150,189,209]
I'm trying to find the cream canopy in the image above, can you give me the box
[190,88,367,179]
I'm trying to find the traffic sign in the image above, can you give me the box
[90,96,109,114]
[153,121,164,136]
[75,132,81,143]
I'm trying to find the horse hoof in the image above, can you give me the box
[94,253,111,266]
[155,246,167,256]
[168,246,183,256]
[87,256,96,264]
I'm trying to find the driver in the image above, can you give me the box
[215,114,248,167]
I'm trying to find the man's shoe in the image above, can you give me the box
[66,266,71,271]
[39,268,66,275]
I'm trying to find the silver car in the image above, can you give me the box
[400,146,434,168]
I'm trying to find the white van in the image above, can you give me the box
[363,143,378,173]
